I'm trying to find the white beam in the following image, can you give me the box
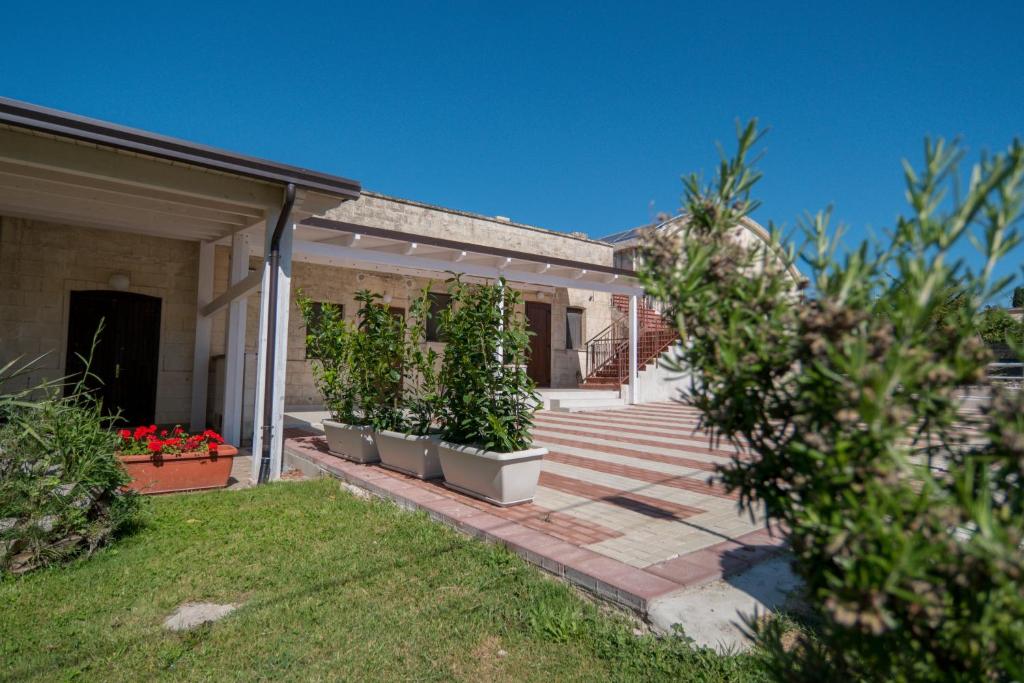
[222,232,251,446]
[251,211,295,483]
[292,240,644,296]
[190,241,215,431]
[627,295,639,404]
[200,269,261,317]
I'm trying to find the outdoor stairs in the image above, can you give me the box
[539,388,625,413]
[580,295,678,390]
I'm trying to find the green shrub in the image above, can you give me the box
[352,290,406,431]
[978,306,1024,346]
[298,294,361,424]
[402,287,443,435]
[299,289,444,434]
[438,276,539,452]
[0,355,141,575]
[640,121,1024,681]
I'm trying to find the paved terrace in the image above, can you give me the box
[282,403,784,612]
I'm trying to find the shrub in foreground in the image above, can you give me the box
[0,357,140,575]
[641,122,1024,680]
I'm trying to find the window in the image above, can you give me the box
[566,307,584,350]
[425,292,451,342]
[304,301,343,359]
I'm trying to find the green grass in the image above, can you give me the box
[0,479,769,681]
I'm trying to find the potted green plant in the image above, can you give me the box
[435,277,544,505]
[298,293,378,463]
[117,425,237,494]
[375,287,445,479]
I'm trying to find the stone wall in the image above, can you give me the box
[326,191,612,264]
[0,217,199,425]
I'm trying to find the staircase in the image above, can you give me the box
[581,295,678,389]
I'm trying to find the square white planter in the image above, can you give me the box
[437,441,546,506]
[376,430,443,480]
[322,420,379,463]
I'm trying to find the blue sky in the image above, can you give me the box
[3,1,1023,297]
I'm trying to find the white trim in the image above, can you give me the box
[627,295,638,404]
[200,269,261,317]
[251,212,294,483]
[189,240,215,431]
[291,240,644,296]
[222,231,251,446]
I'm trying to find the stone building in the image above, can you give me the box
[0,96,659,478]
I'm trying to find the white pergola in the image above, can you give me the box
[0,96,645,485]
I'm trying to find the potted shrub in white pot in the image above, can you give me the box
[436,277,544,506]
[298,293,378,463]
[375,288,445,479]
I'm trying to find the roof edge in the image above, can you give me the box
[0,96,361,201]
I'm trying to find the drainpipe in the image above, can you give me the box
[258,183,296,484]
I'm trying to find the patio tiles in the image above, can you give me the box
[282,402,787,614]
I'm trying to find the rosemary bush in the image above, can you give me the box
[640,121,1024,680]
[438,277,539,452]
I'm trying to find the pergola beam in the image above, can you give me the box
[292,240,644,296]
[200,269,261,318]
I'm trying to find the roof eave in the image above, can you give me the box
[0,96,361,201]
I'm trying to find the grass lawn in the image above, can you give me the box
[1,478,770,681]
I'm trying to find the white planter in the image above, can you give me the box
[322,420,379,463]
[437,441,547,506]
[377,430,443,480]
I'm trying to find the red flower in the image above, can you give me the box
[119,429,132,439]
[160,429,168,437]
[173,426,185,435]
[133,426,148,440]
[147,439,163,453]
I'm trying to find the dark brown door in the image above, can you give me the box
[65,291,161,426]
[525,301,552,387]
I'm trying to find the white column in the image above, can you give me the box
[627,294,639,404]
[189,240,215,431]
[496,279,505,364]
[221,231,251,446]
[251,208,294,483]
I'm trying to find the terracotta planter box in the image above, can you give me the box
[377,430,443,479]
[323,420,379,463]
[437,441,546,506]
[119,445,238,495]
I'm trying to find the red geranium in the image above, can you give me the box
[117,425,227,457]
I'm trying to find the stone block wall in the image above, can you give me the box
[0,216,199,425]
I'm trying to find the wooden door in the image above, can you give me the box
[65,291,161,426]
[525,301,552,387]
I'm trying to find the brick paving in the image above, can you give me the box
[283,402,786,612]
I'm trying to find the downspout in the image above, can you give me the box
[258,183,297,483]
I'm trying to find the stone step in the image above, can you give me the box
[548,396,627,412]
[539,388,621,400]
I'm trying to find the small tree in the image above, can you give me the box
[438,277,539,452]
[353,290,405,432]
[1012,285,1024,308]
[297,294,360,424]
[640,121,1024,681]
[401,287,443,435]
